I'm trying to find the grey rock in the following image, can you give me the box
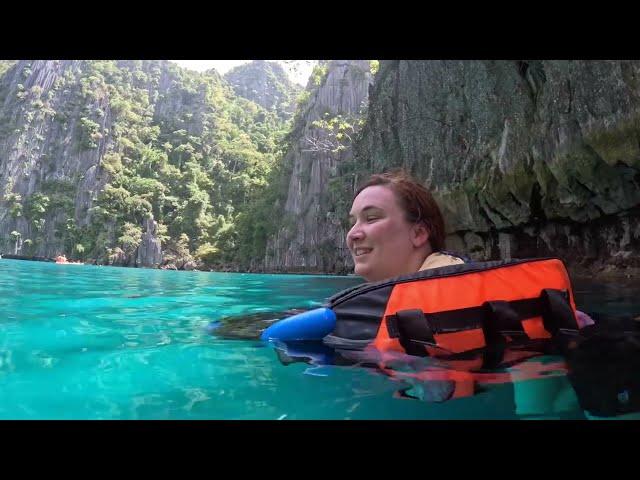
[354,61,640,269]
[182,260,198,271]
[135,216,162,268]
[264,60,372,273]
[224,60,301,121]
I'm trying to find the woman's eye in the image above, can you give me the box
[366,216,378,222]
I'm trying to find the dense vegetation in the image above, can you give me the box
[0,60,298,269]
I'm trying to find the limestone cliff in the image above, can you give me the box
[224,61,301,121]
[355,61,640,270]
[264,60,372,272]
[0,60,112,258]
[0,60,285,268]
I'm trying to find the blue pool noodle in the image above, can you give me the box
[260,307,337,342]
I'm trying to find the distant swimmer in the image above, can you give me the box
[55,254,83,265]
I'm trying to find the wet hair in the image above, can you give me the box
[354,169,446,252]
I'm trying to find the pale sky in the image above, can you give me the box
[169,60,316,86]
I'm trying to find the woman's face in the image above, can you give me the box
[347,185,428,282]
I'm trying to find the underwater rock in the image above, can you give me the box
[211,308,308,340]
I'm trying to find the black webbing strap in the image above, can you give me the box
[386,309,434,356]
[482,300,528,344]
[540,289,579,334]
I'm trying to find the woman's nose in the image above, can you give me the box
[347,224,364,242]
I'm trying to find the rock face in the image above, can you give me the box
[264,60,372,273]
[0,60,285,268]
[136,215,162,267]
[0,60,191,264]
[224,61,301,121]
[0,60,110,258]
[352,60,640,270]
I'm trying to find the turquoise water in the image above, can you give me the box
[0,258,636,419]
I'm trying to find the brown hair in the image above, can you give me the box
[354,169,446,252]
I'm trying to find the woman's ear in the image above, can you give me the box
[411,223,430,248]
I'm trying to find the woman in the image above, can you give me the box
[347,169,464,282]
[345,170,604,413]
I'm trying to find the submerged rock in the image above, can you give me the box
[211,308,308,340]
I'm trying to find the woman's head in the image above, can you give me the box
[347,170,445,282]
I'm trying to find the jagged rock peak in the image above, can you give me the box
[224,60,301,120]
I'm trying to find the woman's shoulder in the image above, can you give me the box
[419,251,467,270]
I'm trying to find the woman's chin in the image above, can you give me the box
[353,263,371,280]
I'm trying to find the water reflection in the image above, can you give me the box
[267,312,640,420]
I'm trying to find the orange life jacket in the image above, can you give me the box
[323,257,580,363]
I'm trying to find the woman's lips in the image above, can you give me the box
[353,247,373,257]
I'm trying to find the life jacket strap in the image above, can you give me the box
[540,288,577,335]
[483,300,529,342]
[386,309,435,356]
